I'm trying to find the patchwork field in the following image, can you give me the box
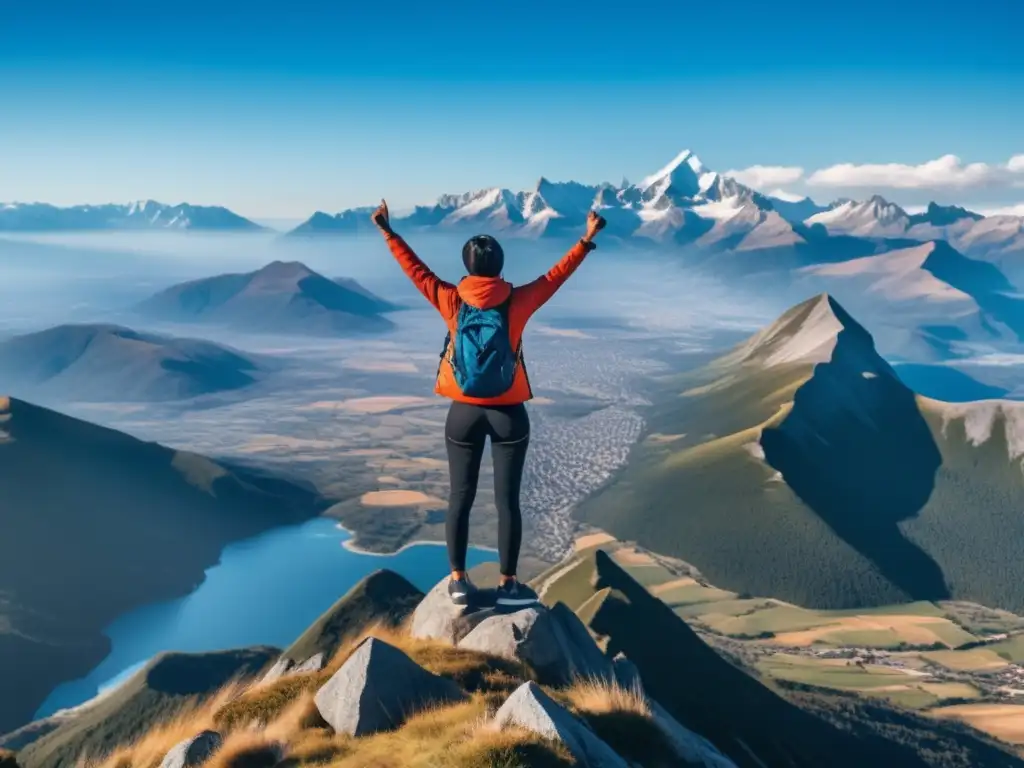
[552,532,1024,747]
[930,704,1024,745]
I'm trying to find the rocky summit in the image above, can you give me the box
[4,560,1023,768]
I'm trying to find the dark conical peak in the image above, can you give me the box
[908,202,984,226]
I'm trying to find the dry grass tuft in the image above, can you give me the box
[445,727,575,768]
[85,683,247,768]
[0,748,20,768]
[297,696,572,768]
[77,623,670,768]
[564,677,650,717]
[563,678,678,767]
[213,623,526,733]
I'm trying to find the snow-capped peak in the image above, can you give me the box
[635,149,718,200]
[805,195,910,236]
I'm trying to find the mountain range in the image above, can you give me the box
[0,325,270,403]
[9,153,1021,266]
[0,396,324,733]
[285,150,1024,263]
[0,201,263,232]
[576,293,1024,614]
[135,261,398,336]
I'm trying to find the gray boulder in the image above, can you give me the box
[259,657,294,685]
[159,730,222,768]
[409,578,497,644]
[260,652,326,685]
[548,603,615,681]
[458,603,613,686]
[493,682,627,768]
[314,637,466,736]
[292,652,325,675]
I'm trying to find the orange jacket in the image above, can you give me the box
[384,232,595,405]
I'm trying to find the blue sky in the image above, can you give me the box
[2,0,1023,219]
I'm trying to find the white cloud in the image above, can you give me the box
[806,154,1022,190]
[765,188,806,202]
[978,203,1024,217]
[724,165,804,190]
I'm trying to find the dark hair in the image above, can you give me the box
[462,235,504,277]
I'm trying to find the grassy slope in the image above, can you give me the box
[17,648,278,768]
[575,359,906,608]
[284,570,424,663]
[0,397,323,733]
[14,556,1022,768]
[576,309,1024,612]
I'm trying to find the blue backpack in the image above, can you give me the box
[442,297,521,398]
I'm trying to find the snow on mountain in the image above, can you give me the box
[633,149,718,204]
[805,195,911,237]
[281,150,1023,262]
[287,148,791,245]
[0,201,262,232]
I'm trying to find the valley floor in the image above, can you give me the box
[49,315,671,566]
[582,535,1024,752]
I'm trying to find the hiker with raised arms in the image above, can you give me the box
[372,200,606,607]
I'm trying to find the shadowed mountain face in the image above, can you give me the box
[135,261,397,336]
[576,294,1024,611]
[544,551,931,768]
[0,397,323,734]
[759,315,948,601]
[0,324,265,402]
[531,548,1023,768]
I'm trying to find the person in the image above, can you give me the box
[371,199,606,607]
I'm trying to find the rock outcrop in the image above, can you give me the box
[314,637,466,736]
[409,579,498,644]
[259,651,326,685]
[493,682,628,768]
[159,731,222,768]
[457,603,613,686]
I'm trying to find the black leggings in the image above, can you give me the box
[444,400,530,577]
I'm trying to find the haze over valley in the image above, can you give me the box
[5,148,1024,765]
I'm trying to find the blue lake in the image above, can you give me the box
[36,519,495,717]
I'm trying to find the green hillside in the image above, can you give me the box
[0,396,324,734]
[575,294,1024,612]
[16,648,277,768]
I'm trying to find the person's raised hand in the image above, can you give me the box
[371,199,392,236]
[583,209,607,243]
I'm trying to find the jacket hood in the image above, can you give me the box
[457,276,512,309]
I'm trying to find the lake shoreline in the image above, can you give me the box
[33,518,498,720]
[333,520,500,558]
